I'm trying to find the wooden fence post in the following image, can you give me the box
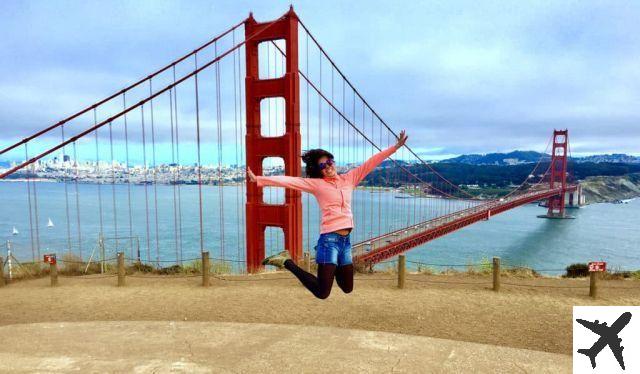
[117,252,125,287]
[398,255,406,289]
[50,258,58,287]
[202,251,210,287]
[0,256,5,287]
[304,252,310,272]
[492,257,500,292]
[589,271,598,298]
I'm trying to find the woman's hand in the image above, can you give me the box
[246,167,257,183]
[394,130,408,150]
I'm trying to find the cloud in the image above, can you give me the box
[1,0,639,160]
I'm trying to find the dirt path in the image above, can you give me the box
[1,272,638,355]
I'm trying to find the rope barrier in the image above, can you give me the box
[127,274,201,279]
[500,282,587,289]
[406,277,490,286]
[123,257,245,264]
[58,274,118,279]
[407,260,476,268]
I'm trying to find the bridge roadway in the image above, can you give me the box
[353,185,578,265]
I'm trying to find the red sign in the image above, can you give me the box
[588,261,606,272]
[43,254,56,265]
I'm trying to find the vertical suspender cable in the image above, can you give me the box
[149,81,160,266]
[318,47,323,238]
[360,99,365,238]
[172,66,184,264]
[305,32,310,254]
[341,80,345,176]
[352,90,356,241]
[123,93,135,261]
[369,109,374,238]
[194,54,205,254]
[108,121,118,250]
[169,87,179,264]
[238,41,247,271]
[24,145,35,261]
[61,125,72,253]
[330,67,334,151]
[215,41,225,259]
[94,109,104,238]
[141,105,151,264]
[233,30,241,267]
[279,42,285,251]
[72,142,82,258]
[378,118,382,236]
[31,151,41,259]
[319,49,322,148]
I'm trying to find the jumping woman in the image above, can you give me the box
[246,130,408,299]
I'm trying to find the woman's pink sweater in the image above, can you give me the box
[256,146,397,234]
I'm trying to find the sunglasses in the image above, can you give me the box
[318,159,335,170]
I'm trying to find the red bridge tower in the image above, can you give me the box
[244,8,303,272]
[546,129,569,217]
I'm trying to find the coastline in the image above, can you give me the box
[580,173,640,204]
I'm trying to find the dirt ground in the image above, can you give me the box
[1,272,639,355]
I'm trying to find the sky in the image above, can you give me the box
[1,0,639,163]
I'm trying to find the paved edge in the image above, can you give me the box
[0,321,572,373]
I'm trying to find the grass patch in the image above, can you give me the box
[60,252,114,275]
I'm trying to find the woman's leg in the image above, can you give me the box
[335,264,354,293]
[284,260,336,299]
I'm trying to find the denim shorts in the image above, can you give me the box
[314,232,352,266]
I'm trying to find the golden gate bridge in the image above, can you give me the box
[0,7,578,273]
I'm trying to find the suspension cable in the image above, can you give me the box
[0,16,286,180]
[0,20,246,157]
[296,19,478,199]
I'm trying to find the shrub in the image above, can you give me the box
[12,261,47,279]
[61,252,83,274]
[565,263,589,278]
[130,262,154,273]
[157,265,182,274]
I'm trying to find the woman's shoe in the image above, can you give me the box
[261,250,291,269]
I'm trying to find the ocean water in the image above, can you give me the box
[1,181,638,274]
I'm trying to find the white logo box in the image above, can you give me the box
[573,306,640,373]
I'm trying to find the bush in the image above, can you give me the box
[157,265,182,274]
[12,261,47,279]
[61,252,83,274]
[130,262,154,273]
[565,263,589,278]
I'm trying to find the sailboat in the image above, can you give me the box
[12,226,18,235]
[47,218,54,228]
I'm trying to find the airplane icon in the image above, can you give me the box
[576,311,632,370]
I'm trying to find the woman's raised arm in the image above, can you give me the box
[247,167,317,194]
[345,130,408,185]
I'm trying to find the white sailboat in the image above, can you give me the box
[47,218,54,228]
[12,226,18,235]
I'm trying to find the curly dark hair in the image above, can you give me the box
[301,149,334,178]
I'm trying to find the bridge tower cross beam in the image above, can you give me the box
[244,7,303,273]
[547,129,569,217]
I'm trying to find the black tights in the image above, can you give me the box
[284,260,353,299]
